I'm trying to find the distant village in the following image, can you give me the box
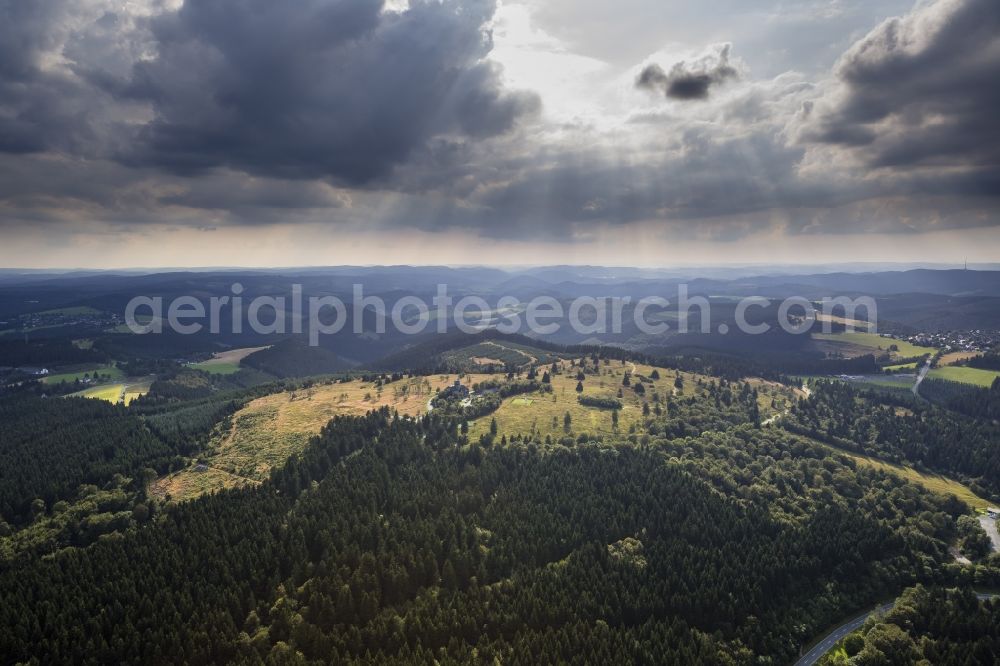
[2,308,122,334]
[888,329,1000,354]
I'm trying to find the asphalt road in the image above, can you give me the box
[912,358,932,396]
[795,592,998,666]
[794,603,893,666]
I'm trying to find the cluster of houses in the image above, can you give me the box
[0,366,50,377]
[888,329,1000,354]
[15,309,121,332]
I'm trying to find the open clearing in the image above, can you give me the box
[927,366,1000,388]
[467,360,662,441]
[467,359,799,442]
[151,465,257,501]
[188,346,270,374]
[150,373,490,502]
[812,332,936,359]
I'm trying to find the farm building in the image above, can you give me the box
[439,379,470,400]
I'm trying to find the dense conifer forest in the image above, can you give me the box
[787,381,1000,498]
[3,366,999,663]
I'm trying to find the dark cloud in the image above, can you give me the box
[807,0,1000,173]
[0,0,91,154]
[637,44,739,100]
[115,0,538,183]
[1,0,998,249]
[384,127,846,241]
[0,0,538,186]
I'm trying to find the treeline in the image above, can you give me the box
[577,395,622,410]
[373,329,805,385]
[788,380,1000,498]
[648,348,877,380]
[140,367,274,401]
[0,378,299,528]
[968,352,1000,371]
[921,377,1000,421]
[0,396,178,526]
[471,378,544,398]
[819,586,1000,665]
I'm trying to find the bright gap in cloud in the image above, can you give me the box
[488,2,612,125]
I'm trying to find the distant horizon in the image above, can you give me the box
[2,261,1000,275]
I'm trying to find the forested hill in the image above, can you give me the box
[2,397,996,663]
[786,380,1000,498]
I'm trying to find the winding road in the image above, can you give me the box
[794,592,998,666]
[912,358,932,397]
[794,603,893,666]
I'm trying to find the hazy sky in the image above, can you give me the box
[1,0,998,268]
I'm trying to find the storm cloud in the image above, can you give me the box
[119,0,540,182]
[805,0,1000,176]
[636,45,739,100]
[0,0,539,184]
[0,0,998,260]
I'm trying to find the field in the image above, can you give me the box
[939,351,981,367]
[927,366,1000,388]
[150,373,489,502]
[108,314,155,334]
[814,313,872,332]
[862,375,915,389]
[66,377,153,405]
[72,384,126,403]
[883,362,917,372]
[42,363,124,385]
[826,374,915,393]
[812,332,936,359]
[187,346,270,374]
[188,361,242,375]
